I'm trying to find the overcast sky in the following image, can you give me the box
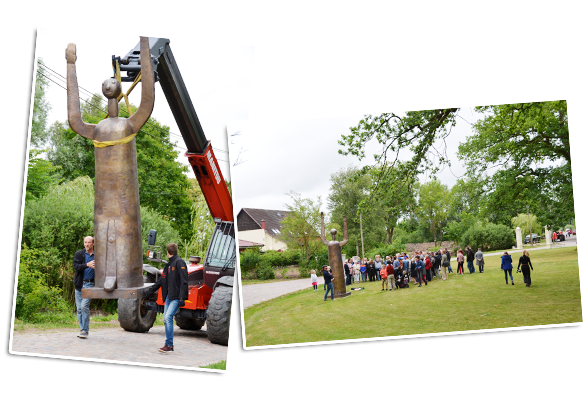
[229,106,483,215]
[36,27,254,182]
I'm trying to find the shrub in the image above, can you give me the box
[255,260,275,280]
[366,242,407,258]
[240,247,261,271]
[16,245,76,324]
[460,222,514,251]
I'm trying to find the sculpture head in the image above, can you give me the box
[330,229,337,241]
[102,78,122,99]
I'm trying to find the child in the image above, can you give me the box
[380,264,389,291]
[311,269,318,291]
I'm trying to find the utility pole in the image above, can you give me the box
[527,205,533,247]
[360,213,365,260]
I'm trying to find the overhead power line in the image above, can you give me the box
[36,61,230,160]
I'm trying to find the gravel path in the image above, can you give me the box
[242,277,323,308]
[241,236,577,309]
[10,324,227,368]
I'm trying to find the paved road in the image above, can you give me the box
[10,324,227,368]
[241,236,577,309]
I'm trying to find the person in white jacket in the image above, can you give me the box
[311,269,319,291]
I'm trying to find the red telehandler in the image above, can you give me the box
[112,38,235,345]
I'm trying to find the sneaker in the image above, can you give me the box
[77,331,88,339]
[512,281,514,285]
[158,345,174,353]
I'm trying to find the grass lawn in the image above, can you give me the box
[244,246,582,347]
[200,360,226,370]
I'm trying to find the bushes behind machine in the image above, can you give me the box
[16,245,76,324]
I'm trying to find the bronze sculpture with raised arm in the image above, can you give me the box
[67,37,155,297]
[320,212,351,298]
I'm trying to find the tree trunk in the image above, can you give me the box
[387,227,394,245]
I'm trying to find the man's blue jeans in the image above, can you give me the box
[324,282,334,300]
[164,298,181,347]
[75,281,93,332]
[468,260,475,273]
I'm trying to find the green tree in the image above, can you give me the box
[416,180,450,246]
[511,213,542,237]
[338,108,458,206]
[326,165,385,257]
[31,60,51,147]
[279,192,337,261]
[47,99,194,241]
[458,100,572,229]
[184,179,215,260]
[25,149,61,202]
[366,163,417,244]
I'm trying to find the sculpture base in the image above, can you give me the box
[334,291,351,298]
[81,284,153,299]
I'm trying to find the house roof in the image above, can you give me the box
[238,239,264,248]
[237,208,290,238]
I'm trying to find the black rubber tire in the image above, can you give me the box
[175,314,205,331]
[206,285,232,345]
[118,298,157,333]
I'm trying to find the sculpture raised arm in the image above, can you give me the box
[339,215,348,247]
[66,43,95,140]
[128,36,155,133]
[320,212,330,246]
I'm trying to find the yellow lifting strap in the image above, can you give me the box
[93,132,138,148]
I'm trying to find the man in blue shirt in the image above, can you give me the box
[73,236,95,338]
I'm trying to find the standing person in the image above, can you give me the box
[433,250,441,279]
[387,261,396,291]
[311,270,319,291]
[368,258,376,282]
[518,250,534,287]
[475,248,485,273]
[444,248,453,273]
[393,256,401,275]
[440,249,448,280]
[374,255,383,281]
[402,255,410,277]
[416,256,427,287]
[344,260,352,286]
[424,255,433,282]
[500,251,514,285]
[145,243,189,353]
[353,259,360,283]
[360,260,367,282]
[323,266,335,301]
[466,246,475,274]
[73,236,95,339]
[380,264,389,291]
[457,250,465,275]
[322,265,329,293]
[411,254,418,284]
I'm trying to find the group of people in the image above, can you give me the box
[323,246,536,294]
[341,247,485,290]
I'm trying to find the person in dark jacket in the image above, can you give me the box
[73,236,95,339]
[444,248,453,273]
[323,266,335,301]
[344,261,351,286]
[518,250,534,287]
[500,251,514,285]
[368,259,376,282]
[416,256,427,287]
[466,247,475,274]
[145,243,189,352]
